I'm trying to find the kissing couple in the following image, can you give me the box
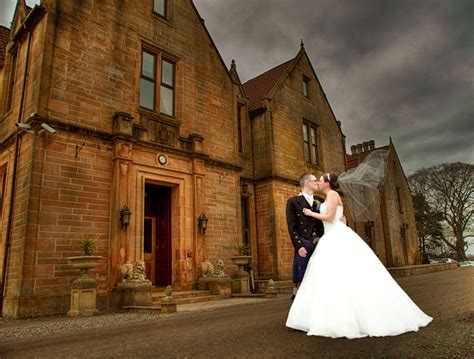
[285,171,432,339]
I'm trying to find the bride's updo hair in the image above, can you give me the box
[323,173,339,190]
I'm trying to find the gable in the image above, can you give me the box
[242,59,295,112]
[190,1,234,84]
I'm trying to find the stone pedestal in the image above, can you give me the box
[112,282,153,310]
[197,276,232,297]
[67,283,99,317]
[230,256,251,294]
[160,285,177,313]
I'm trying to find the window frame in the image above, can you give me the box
[302,119,320,166]
[6,47,18,113]
[241,196,251,253]
[0,165,7,218]
[303,76,310,97]
[139,47,176,117]
[159,58,175,117]
[153,0,167,18]
[237,103,244,153]
[396,187,403,213]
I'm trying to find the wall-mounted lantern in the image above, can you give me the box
[120,205,132,229]
[198,213,208,234]
[241,181,249,194]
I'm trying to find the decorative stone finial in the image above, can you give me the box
[300,38,304,48]
[265,279,278,298]
[165,285,173,298]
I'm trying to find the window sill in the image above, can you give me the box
[305,162,322,170]
[152,12,174,28]
[138,107,181,127]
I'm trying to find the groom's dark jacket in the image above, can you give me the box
[286,195,325,250]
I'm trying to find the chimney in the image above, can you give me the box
[356,144,363,154]
[369,140,375,150]
[362,141,370,152]
[350,145,357,155]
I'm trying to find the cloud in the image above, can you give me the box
[2,0,472,175]
[195,0,474,174]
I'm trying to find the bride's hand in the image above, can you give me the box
[302,208,315,217]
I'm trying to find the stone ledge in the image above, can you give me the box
[388,262,458,277]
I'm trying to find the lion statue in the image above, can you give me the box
[120,260,150,284]
[120,262,134,283]
[200,260,214,278]
[200,259,227,277]
[213,259,226,276]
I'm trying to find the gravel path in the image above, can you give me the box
[0,267,472,358]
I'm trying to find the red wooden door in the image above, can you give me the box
[156,187,171,286]
[145,184,172,286]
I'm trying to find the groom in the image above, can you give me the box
[286,173,324,300]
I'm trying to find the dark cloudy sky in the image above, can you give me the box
[2,0,473,175]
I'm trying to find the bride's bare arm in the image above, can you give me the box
[303,191,339,222]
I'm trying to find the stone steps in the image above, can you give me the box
[151,289,212,300]
[151,290,227,307]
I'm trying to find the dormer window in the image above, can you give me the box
[154,0,166,18]
[303,76,309,97]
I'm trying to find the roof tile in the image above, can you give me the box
[242,59,294,111]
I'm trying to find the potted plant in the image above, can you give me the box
[67,234,103,284]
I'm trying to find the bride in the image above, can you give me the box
[285,173,433,338]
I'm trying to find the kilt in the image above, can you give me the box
[292,236,317,283]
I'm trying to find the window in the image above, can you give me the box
[140,51,156,110]
[400,224,409,264]
[139,49,175,116]
[303,76,309,97]
[396,187,403,213]
[153,0,166,17]
[0,166,7,217]
[364,222,373,248]
[241,197,250,251]
[160,59,174,116]
[237,104,243,153]
[302,120,319,165]
[6,48,18,112]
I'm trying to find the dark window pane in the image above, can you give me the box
[302,124,308,141]
[310,127,316,144]
[237,105,243,152]
[304,143,310,162]
[140,79,155,109]
[303,80,308,97]
[160,85,173,115]
[311,145,318,164]
[154,0,165,16]
[7,50,18,111]
[161,60,174,86]
[142,52,155,79]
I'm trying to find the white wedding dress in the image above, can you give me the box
[286,203,432,338]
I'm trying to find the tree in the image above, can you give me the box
[409,162,473,261]
[412,193,445,259]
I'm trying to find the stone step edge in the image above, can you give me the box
[152,295,227,305]
[152,292,212,299]
[122,306,161,313]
